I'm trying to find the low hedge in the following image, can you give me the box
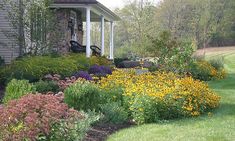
[0,54,111,84]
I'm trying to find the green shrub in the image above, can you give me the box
[42,111,101,141]
[209,57,224,70]
[3,79,35,104]
[100,87,124,104]
[188,60,214,81]
[0,54,110,84]
[100,102,128,124]
[34,80,60,93]
[129,96,159,125]
[147,31,194,73]
[188,60,226,81]
[90,56,112,66]
[64,81,101,111]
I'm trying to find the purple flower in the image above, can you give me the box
[100,66,112,75]
[88,65,103,74]
[73,71,92,80]
[88,65,112,76]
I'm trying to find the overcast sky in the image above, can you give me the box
[97,0,125,9]
[97,0,161,9]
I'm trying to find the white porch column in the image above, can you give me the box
[109,21,114,60]
[86,7,91,57]
[101,16,105,56]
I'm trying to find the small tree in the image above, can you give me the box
[147,31,194,73]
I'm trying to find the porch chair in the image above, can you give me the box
[70,41,101,56]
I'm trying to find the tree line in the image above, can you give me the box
[112,0,235,57]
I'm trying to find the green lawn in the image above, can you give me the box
[107,51,235,141]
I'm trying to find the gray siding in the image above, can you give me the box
[0,0,19,64]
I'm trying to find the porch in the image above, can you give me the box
[51,0,120,59]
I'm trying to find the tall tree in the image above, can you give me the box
[114,0,158,57]
[156,0,235,48]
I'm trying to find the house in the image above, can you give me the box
[0,0,20,64]
[0,0,120,64]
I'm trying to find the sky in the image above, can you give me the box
[97,0,161,9]
[97,0,125,9]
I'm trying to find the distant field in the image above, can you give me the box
[195,46,235,59]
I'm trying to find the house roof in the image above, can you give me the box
[52,0,120,21]
[54,0,98,4]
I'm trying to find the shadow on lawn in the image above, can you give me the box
[209,73,235,90]
[214,103,235,116]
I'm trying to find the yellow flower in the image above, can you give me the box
[98,69,220,117]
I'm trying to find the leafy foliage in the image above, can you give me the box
[0,54,110,84]
[100,102,129,124]
[64,81,101,111]
[114,0,235,57]
[147,31,194,73]
[3,79,35,104]
[40,111,101,141]
[208,57,225,70]
[189,60,226,81]
[0,94,84,141]
[34,80,60,93]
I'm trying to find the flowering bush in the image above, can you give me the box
[189,60,226,81]
[44,74,86,90]
[99,70,220,124]
[88,65,112,76]
[0,94,84,141]
[72,71,93,80]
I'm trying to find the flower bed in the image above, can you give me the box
[0,94,96,141]
[99,69,220,124]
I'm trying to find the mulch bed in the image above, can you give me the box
[84,123,134,141]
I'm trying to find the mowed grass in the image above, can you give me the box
[107,47,235,141]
